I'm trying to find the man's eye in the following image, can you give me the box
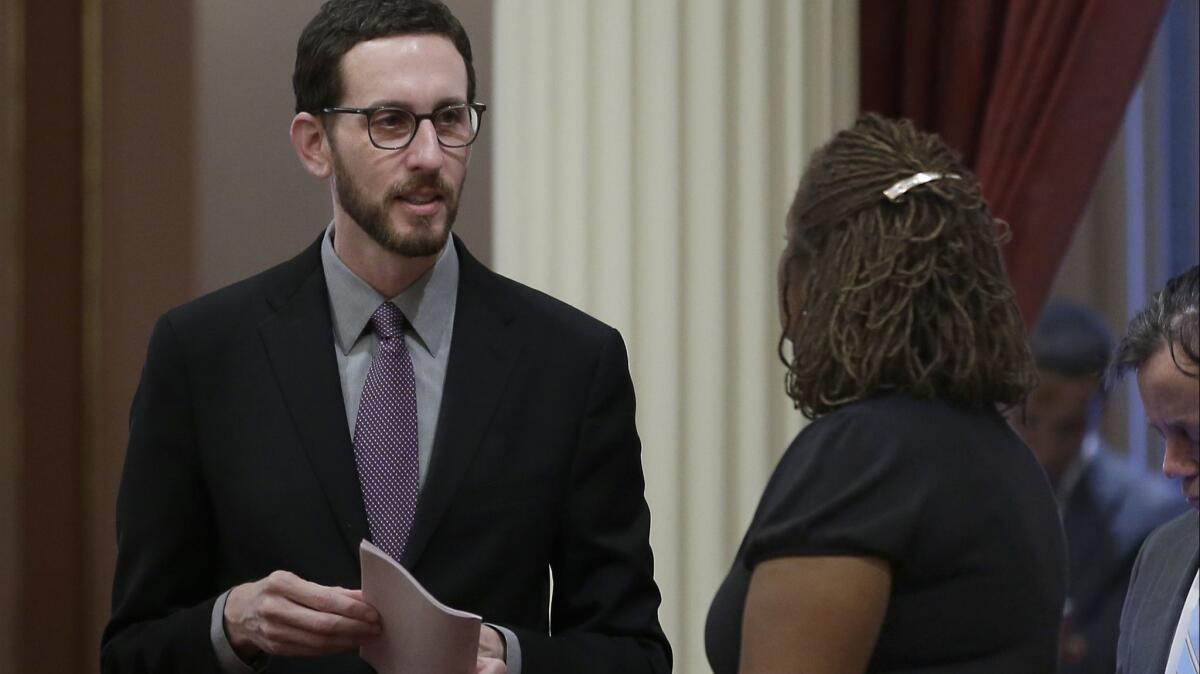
[373,110,412,130]
[433,107,467,127]
[1172,425,1200,445]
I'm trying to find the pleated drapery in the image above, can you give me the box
[860,0,1171,326]
[493,2,858,671]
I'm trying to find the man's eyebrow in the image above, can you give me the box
[364,97,468,110]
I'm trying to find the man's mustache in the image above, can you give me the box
[388,175,455,201]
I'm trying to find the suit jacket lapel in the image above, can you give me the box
[258,240,369,565]
[1144,512,1200,672]
[1165,514,1200,627]
[401,238,521,568]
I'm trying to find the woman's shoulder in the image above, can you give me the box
[801,393,1004,443]
[779,393,1022,488]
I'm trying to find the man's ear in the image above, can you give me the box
[291,112,333,178]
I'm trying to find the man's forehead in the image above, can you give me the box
[339,33,468,102]
[1138,349,1200,416]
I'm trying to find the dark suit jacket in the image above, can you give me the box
[1116,509,1199,673]
[1061,449,1186,674]
[101,235,671,674]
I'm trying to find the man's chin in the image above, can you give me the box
[378,221,450,258]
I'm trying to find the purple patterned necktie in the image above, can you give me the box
[353,302,420,562]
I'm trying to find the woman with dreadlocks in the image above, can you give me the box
[705,114,1067,673]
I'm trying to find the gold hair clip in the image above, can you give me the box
[883,171,961,202]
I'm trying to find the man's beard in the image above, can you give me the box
[331,150,460,257]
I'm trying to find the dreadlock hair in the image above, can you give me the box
[778,113,1037,419]
[1108,264,1200,384]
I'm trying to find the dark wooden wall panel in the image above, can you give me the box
[85,2,196,665]
[21,0,85,671]
[0,0,25,670]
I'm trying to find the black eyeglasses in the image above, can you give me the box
[321,102,487,150]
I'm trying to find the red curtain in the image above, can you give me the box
[860,0,1169,326]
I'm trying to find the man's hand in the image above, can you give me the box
[476,656,507,674]
[478,625,505,660]
[224,570,381,659]
[476,626,507,673]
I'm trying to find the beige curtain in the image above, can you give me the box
[493,2,858,671]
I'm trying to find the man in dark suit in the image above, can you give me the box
[100,2,670,673]
[1111,266,1199,673]
[1011,301,1184,674]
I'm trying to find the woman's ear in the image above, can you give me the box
[290,112,332,178]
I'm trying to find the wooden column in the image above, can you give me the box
[0,0,26,672]
[6,2,197,672]
[85,2,196,666]
[21,0,86,671]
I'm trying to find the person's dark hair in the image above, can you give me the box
[779,113,1037,418]
[1030,300,1113,378]
[293,0,476,115]
[1108,265,1200,383]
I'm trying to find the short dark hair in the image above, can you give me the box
[1109,265,1200,383]
[1030,300,1113,377]
[779,114,1037,417]
[293,0,476,115]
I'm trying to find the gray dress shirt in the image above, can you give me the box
[210,226,521,673]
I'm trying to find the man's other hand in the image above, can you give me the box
[224,570,381,658]
[478,625,505,660]
[476,625,508,673]
[476,656,508,674]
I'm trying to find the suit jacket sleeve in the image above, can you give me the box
[101,315,225,673]
[506,329,671,674]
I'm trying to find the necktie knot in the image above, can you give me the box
[370,302,407,341]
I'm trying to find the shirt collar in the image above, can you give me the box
[320,223,459,358]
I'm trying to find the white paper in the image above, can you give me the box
[359,540,482,674]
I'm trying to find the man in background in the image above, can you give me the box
[1011,300,1183,673]
[1112,265,1199,673]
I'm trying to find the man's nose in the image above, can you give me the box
[404,119,444,171]
[1162,439,1199,479]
